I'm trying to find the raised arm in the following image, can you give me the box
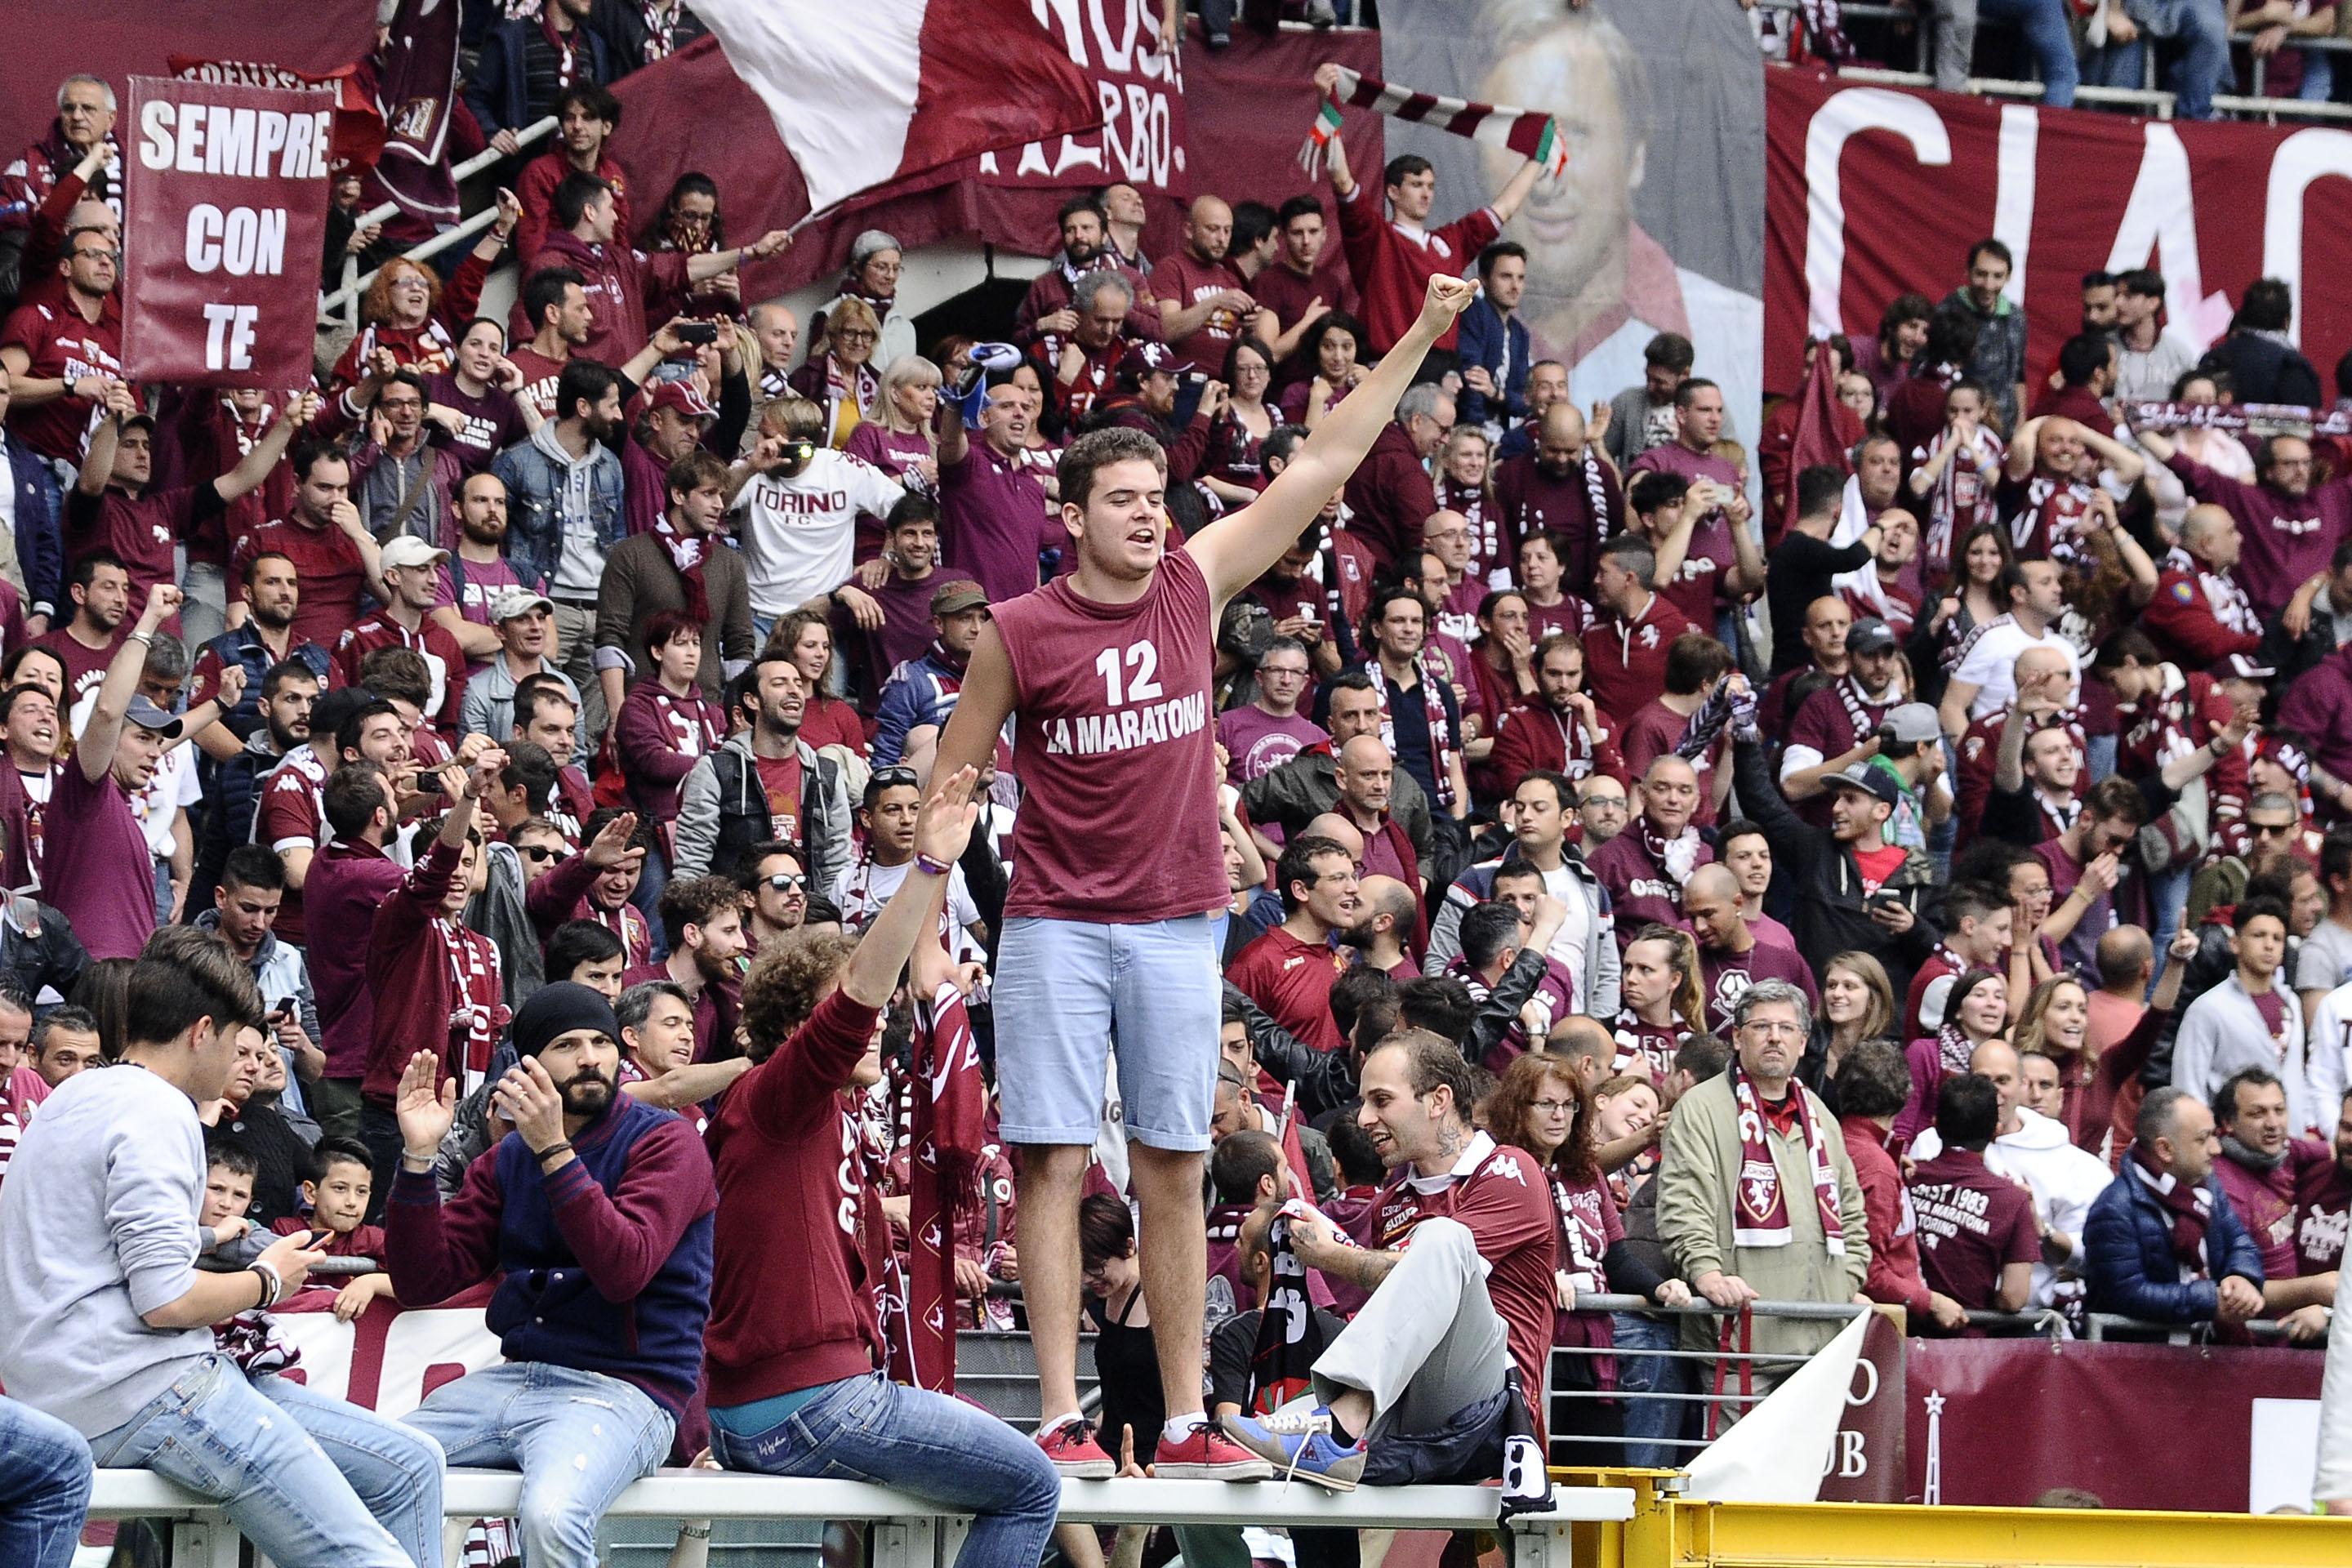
[213,390,314,505]
[80,585,178,783]
[1187,274,1476,599]
[1488,159,1544,226]
[840,767,982,1009]
[930,626,1019,811]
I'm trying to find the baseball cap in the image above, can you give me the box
[380,535,449,572]
[929,581,987,618]
[1125,342,1194,382]
[491,587,556,622]
[1882,702,1941,746]
[640,377,718,423]
[1846,617,1899,657]
[124,694,183,737]
[1824,762,1901,808]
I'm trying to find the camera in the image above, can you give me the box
[675,321,719,346]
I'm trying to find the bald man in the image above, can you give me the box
[1332,735,1423,893]
[1420,509,1485,644]
[1303,812,1365,864]
[1953,642,2078,844]
[1587,753,1713,944]
[1683,863,1817,1035]
[1156,194,1267,368]
[2142,503,2264,670]
[1494,400,1624,593]
[1343,874,1420,980]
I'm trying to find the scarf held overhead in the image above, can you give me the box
[1300,69,1569,180]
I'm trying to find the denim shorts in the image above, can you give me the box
[990,913,1220,1152]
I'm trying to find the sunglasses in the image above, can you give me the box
[871,765,919,789]
[519,844,571,865]
[762,872,808,892]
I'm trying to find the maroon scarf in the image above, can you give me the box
[653,515,711,623]
[907,982,985,1392]
[1728,1061,1845,1254]
[539,10,581,89]
[2129,1146,2213,1276]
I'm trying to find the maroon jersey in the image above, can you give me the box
[1583,594,1701,733]
[1908,1147,2039,1316]
[1350,1134,1557,1419]
[1611,1010,1687,1082]
[993,547,1225,924]
[333,612,467,736]
[2294,1152,2352,1275]
[1153,250,1252,368]
[0,298,120,463]
[1227,927,1347,1054]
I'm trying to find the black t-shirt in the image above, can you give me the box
[1208,1305,1350,1412]
[1765,532,1874,678]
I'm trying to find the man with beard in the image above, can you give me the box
[1493,402,1623,593]
[2207,1067,2336,1339]
[673,650,854,889]
[1490,633,1624,791]
[1013,195,1163,349]
[1155,195,1268,370]
[1227,835,1357,1054]
[1588,753,1711,943]
[1254,194,1358,385]
[596,451,755,712]
[1835,508,1923,639]
[189,552,334,763]
[430,472,535,669]
[344,371,467,546]
[390,974,715,1568]
[2135,417,2352,626]
[874,582,989,767]
[620,875,746,1067]
[734,841,809,959]
[506,269,594,421]
[1455,242,1531,434]
[229,443,388,654]
[32,550,133,710]
[1342,874,1420,982]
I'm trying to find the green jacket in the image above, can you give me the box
[1655,1071,1871,1364]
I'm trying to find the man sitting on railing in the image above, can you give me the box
[1655,979,1870,1410]
[2083,1085,2267,1334]
[1221,1027,1557,1490]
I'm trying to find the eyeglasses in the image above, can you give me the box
[519,844,571,865]
[834,329,878,345]
[2252,821,2296,838]
[1530,1098,1578,1116]
[762,872,808,892]
[1740,1020,1805,1040]
[1260,664,1311,680]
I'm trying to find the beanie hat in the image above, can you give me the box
[512,981,621,1059]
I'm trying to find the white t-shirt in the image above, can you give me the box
[1952,616,2080,721]
[730,449,906,616]
[1539,862,1591,1008]
[831,856,987,964]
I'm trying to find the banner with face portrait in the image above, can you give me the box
[1371,0,1766,441]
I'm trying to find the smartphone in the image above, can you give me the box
[675,321,719,346]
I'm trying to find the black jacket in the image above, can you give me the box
[1731,737,1940,1000]
[0,896,87,1004]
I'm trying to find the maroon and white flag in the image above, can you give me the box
[121,76,333,389]
[690,0,1104,214]
[362,0,464,225]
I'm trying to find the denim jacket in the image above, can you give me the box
[490,425,626,594]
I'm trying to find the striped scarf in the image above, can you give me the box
[1368,656,1458,809]
[1300,69,1570,180]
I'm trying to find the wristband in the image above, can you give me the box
[536,1140,575,1165]
[914,852,954,879]
[2209,736,2229,758]
[250,1261,283,1308]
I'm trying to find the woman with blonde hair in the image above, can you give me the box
[1800,951,1896,1108]
[1615,924,1704,1082]
[1486,1053,1688,1466]
[789,296,884,446]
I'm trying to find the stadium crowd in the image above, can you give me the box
[4,9,2352,1563]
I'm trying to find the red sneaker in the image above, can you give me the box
[1155,1419,1274,1480]
[1037,1418,1116,1479]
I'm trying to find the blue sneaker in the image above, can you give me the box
[1219,1408,1366,1491]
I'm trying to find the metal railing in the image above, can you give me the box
[319,115,558,329]
[1763,0,2352,122]
[86,1468,1641,1568]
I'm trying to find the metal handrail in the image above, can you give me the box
[1566,1291,2315,1341]
[321,114,559,327]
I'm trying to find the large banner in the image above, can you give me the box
[1904,1337,2326,1512]
[1373,0,1766,436]
[975,0,1191,203]
[120,77,334,390]
[1765,69,2352,401]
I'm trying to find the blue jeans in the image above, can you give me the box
[403,1360,673,1568]
[2084,0,2230,117]
[709,1371,1062,1568]
[0,1394,92,1568]
[2147,860,2191,988]
[632,841,672,962]
[1979,0,2080,107]
[1611,1312,1695,1469]
[86,1356,443,1568]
